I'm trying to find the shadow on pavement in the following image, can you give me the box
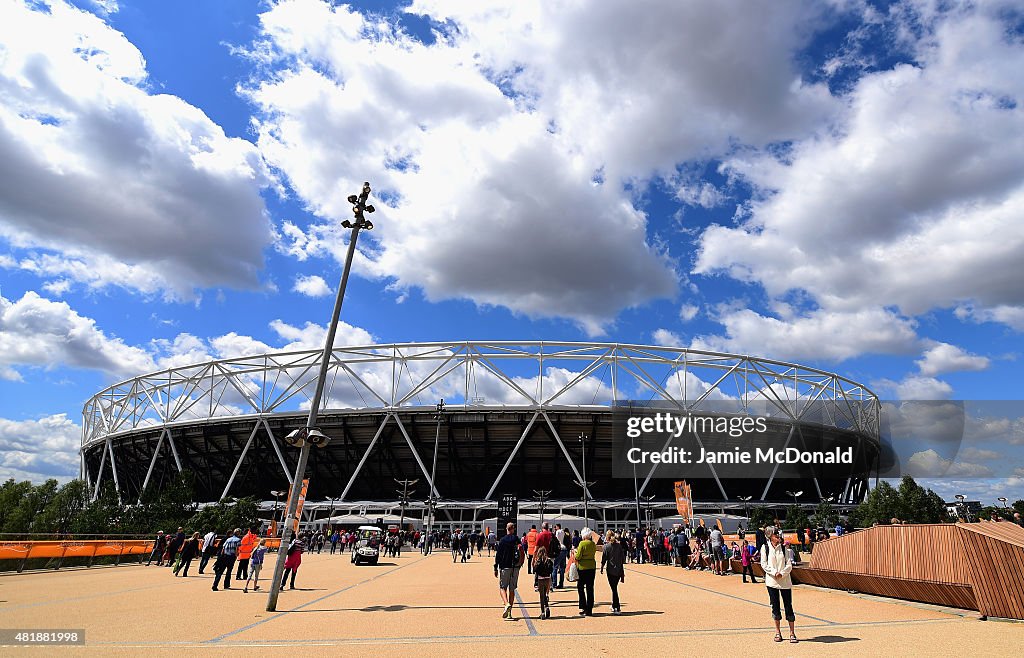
[803,635,861,643]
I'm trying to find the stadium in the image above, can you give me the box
[80,341,881,528]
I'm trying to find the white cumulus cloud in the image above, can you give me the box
[0,0,272,299]
[292,274,331,298]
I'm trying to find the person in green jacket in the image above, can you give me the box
[575,527,597,615]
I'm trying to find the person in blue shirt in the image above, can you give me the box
[212,528,242,591]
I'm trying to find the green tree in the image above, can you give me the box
[187,497,260,536]
[72,482,124,535]
[0,479,34,531]
[813,499,838,528]
[748,505,775,529]
[785,504,810,532]
[35,480,91,535]
[2,479,59,534]
[895,476,948,523]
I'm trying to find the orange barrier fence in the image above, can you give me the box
[0,539,153,572]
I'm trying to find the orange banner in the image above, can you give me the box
[286,478,310,534]
[674,480,692,523]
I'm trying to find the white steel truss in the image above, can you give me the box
[82,341,880,501]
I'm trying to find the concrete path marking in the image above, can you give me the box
[625,566,839,625]
[207,552,430,643]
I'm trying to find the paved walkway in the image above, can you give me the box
[0,549,1021,655]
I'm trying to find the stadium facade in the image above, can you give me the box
[81,342,880,526]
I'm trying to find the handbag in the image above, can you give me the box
[567,560,579,583]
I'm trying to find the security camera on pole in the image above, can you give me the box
[266,182,375,612]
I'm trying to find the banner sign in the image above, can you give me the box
[497,494,518,539]
[674,480,692,523]
[284,478,310,535]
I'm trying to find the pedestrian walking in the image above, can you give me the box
[147,531,166,566]
[235,527,258,581]
[600,530,625,614]
[551,524,566,588]
[741,539,758,583]
[526,525,538,574]
[494,523,524,620]
[166,527,186,568]
[281,532,306,590]
[198,529,218,574]
[761,529,797,643]
[212,528,242,591]
[330,530,340,555]
[575,527,597,616]
[243,539,268,593]
[534,546,554,619]
[174,532,201,577]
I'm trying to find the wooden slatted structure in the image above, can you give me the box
[795,522,1024,619]
[957,521,1024,619]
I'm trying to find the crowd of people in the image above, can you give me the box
[146,526,307,593]
[490,520,803,643]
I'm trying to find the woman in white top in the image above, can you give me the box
[760,530,797,643]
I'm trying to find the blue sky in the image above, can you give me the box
[0,0,1022,505]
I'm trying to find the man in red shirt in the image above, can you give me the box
[536,522,553,555]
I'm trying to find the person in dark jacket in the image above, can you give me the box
[494,523,522,620]
[166,527,186,568]
[147,531,166,566]
[174,532,201,577]
[533,546,554,618]
[601,530,626,614]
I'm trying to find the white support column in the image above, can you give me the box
[138,429,168,502]
[260,418,293,484]
[339,414,391,502]
[92,439,108,501]
[759,424,795,501]
[485,412,539,500]
[391,415,442,498]
[541,412,589,498]
[107,438,122,504]
[220,422,261,500]
[166,430,183,472]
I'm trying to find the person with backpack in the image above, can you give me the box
[243,539,268,593]
[174,532,201,577]
[494,523,523,620]
[601,530,626,614]
[760,529,797,643]
[533,546,554,619]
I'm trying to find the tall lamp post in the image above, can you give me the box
[325,495,340,534]
[642,494,655,529]
[998,497,1008,516]
[396,478,418,532]
[737,495,752,528]
[266,182,376,612]
[574,432,595,527]
[533,489,552,527]
[425,400,445,544]
[785,490,803,508]
[271,490,286,536]
[955,494,972,522]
